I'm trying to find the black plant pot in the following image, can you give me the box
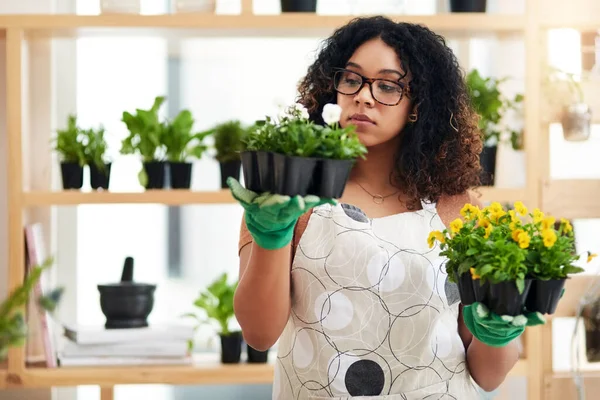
[247,344,269,363]
[220,331,243,364]
[472,278,489,304]
[582,299,600,362]
[479,145,497,186]
[272,153,318,196]
[525,278,566,315]
[455,271,476,306]
[97,283,156,329]
[241,151,260,192]
[485,280,532,316]
[89,163,112,190]
[242,151,354,198]
[220,160,242,189]
[143,161,166,189]
[450,0,487,12]
[60,162,84,190]
[281,0,317,12]
[310,158,354,199]
[170,162,193,189]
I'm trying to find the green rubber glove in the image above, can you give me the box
[227,177,336,250]
[462,302,546,348]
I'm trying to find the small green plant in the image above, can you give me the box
[120,95,166,162]
[466,69,524,150]
[83,126,109,172]
[0,257,64,361]
[182,272,238,350]
[162,110,211,162]
[211,120,247,163]
[428,202,587,294]
[245,103,367,160]
[53,114,87,166]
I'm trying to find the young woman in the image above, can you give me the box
[228,16,543,399]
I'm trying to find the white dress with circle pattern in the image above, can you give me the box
[272,202,481,400]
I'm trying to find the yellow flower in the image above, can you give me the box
[514,201,528,216]
[541,229,557,248]
[478,217,491,228]
[460,204,480,221]
[508,210,519,222]
[484,225,493,239]
[561,218,573,233]
[450,218,463,234]
[587,251,597,263]
[509,221,519,230]
[512,228,524,242]
[541,216,556,230]
[490,209,506,223]
[518,231,531,249]
[470,267,480,280]
[489,202,503,213]
[427,230,445,248]
[533,208,545,224]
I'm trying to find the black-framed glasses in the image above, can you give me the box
[333,68,409,106]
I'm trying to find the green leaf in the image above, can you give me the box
[466,248,478,256]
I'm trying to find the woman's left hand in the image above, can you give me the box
[462,302,546,348]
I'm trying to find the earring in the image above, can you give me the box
[408,113,418,123]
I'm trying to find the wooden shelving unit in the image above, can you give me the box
[4,0,599,398]
[22,190,236,206]
[16,354,276,388]
[18,186,520,206]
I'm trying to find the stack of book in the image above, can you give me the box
[57,324,195,366]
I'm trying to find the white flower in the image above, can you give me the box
[293,103,309,120]
[322,103,342,125]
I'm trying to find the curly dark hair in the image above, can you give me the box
[297,16,482,209]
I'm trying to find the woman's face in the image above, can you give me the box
[336,37,412,148]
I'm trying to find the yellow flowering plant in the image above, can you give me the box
[428,201,586,295]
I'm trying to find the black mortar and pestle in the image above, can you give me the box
[97,256,156,329]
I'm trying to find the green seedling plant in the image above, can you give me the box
[182,272,238,351]
[466,69,524,150]
[0,256,64,361]
[120,95,166,162]
[83,126,109,173]
[162,109,211,162]
[244,103,367,160]
[210,120,247,163]
[53,114,87,166]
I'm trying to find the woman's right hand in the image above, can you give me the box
[227,177,335,250]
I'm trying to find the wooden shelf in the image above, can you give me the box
[542,179,600,220]
[0,13,526,38]
[21,187,522,206]
[17,361,274,388]
[23,190,236,206]
[4,358,527,388]
[541,14,600,30]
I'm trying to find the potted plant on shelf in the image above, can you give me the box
[280,0,317,13]
[429,201,590,316]
[465,69,523,186]
[163,109,211,189]
[53,114,87,190]
[120,96,167,189]
[184,272,242,364]
[83,126,112,190]
[210,120,246,189]
[449,0,487,12]
[543,67,593,142]
[0,257,63,361]
[242,103,367,198]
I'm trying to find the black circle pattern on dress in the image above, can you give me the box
[345,359,385,396]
